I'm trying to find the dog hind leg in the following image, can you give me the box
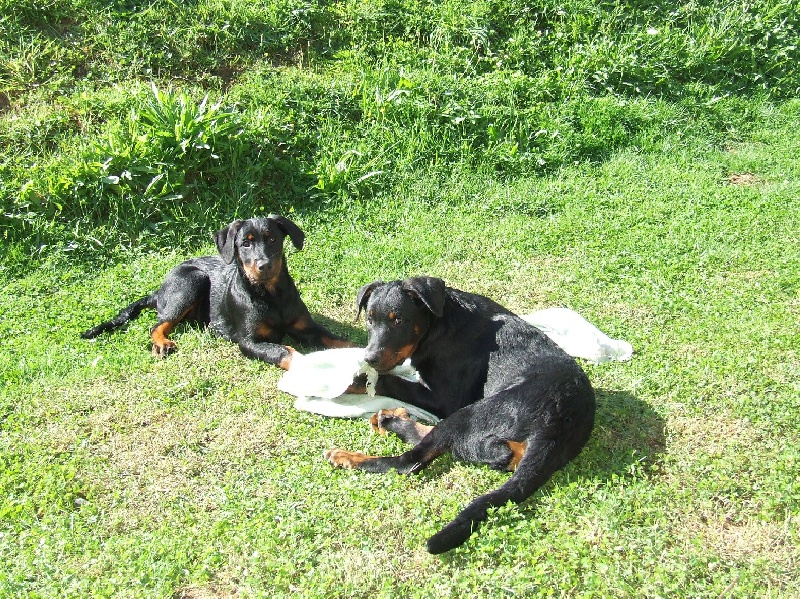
[150,271,210,357]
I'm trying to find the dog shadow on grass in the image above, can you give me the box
[569,388,666,480]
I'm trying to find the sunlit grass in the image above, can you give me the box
[1,0,799,595]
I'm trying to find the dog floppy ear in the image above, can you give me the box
[215,220,244,264]
[402,277,446,318]
[356,280,384,321]
[269,214,305,250]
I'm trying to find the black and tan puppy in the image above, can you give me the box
[81,215,353,369]
[325,276,595,553]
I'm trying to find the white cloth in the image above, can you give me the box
[278,347,439,422]
[520,307,633,364]
[278,308,632,422]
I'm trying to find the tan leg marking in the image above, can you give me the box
[507,440,528,471]
[278,346,296,371]
[255,321,277,341]
[151,321,178,357]
[413,421,435,437]
[291,314,356,348]
[369,408,433,439]
[370,408,409,434]
[150,304,197,357]
[324,449,378,468]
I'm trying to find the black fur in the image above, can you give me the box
[325,276,595,553]
[81,215,353,368]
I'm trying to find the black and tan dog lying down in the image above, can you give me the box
[324,276,596,554]
[81,215,353,368]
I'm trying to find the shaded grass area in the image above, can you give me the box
[2,0,798,258]
[2,103,799,595]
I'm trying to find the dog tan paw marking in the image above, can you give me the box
[370,407,411,433]
[152,340,176,358]
[324,449,374,468]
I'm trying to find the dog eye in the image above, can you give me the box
[241,240,252,248]
[267,236,277,244]
[392,316,403,325]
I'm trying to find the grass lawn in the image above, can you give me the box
[1,0,799,595]
[2,102,799,596]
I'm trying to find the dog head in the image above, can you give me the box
[356,276,446,373]
[214,215,305,286]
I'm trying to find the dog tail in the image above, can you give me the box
[80,293,157,339]
[425,436,580,554]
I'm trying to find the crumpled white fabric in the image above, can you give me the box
[277,347,439,422]
[278,308,632,421]
[520,307,633,364]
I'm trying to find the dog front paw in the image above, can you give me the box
[152,340,177,358]
[278,346,298,371]
[370,407,411,434]
[324,448,372,468]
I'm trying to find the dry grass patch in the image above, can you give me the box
[726,173,761,185]
[175,583,239,599]
[682,512,797,568]
[659,413,799,570]
[667,414,760,458]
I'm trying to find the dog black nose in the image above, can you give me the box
[363,351,381,367]
[256,259,271,272]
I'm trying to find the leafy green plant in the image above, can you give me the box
[102,83,243,198]
[3,0,798,251]
[12,84,246,235]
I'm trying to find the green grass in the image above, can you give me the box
[2,0,799,596]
